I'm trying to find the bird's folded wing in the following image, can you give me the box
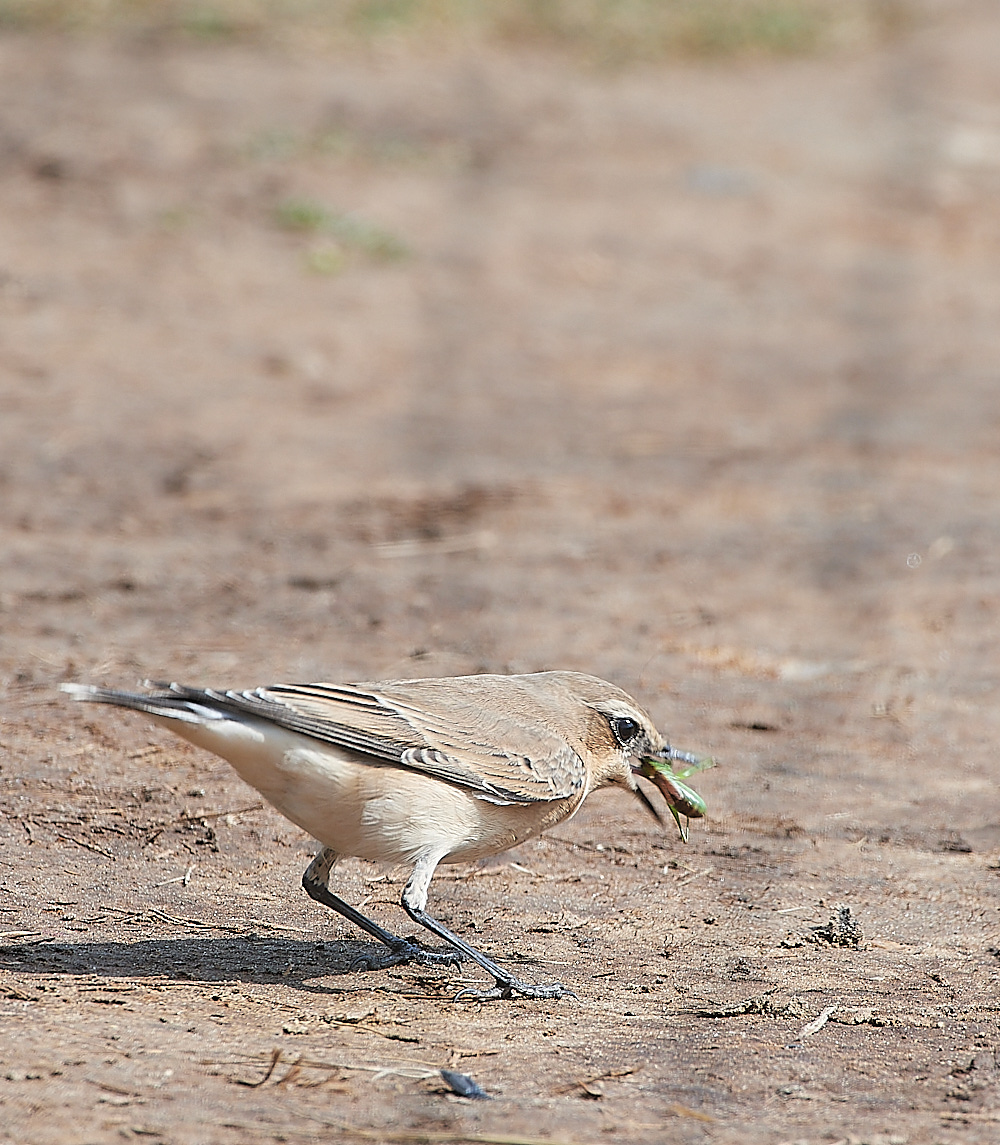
[169,682,586,805]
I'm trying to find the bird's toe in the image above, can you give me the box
[349,950,391,972]
[407,948,464,970]
[453,978,578,1003]
[351,941,462,974]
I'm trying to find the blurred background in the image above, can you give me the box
[2,0,999,844]
[2,5,1000,1141]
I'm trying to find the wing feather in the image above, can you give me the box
[156,679,587,804]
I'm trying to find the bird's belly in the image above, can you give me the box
[438,798,577,864]
[154,714,577,865]
[272,757,573,865]
[314,766,577,865]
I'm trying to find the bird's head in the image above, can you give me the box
[572,679,709,835]
[527,672,710,837]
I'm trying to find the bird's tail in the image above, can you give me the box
[60,681,228,725]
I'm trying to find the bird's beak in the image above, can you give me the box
[657,745,705,772]
[630,778,665,825]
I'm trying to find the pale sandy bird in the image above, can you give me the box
[63,671,703,1001]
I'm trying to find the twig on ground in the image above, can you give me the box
[146,908,247,933]
[213,1051,441,1077]
[237,1047,285,1088]
[55,833,114,858]
[668,1103,716,1122]
[182,803,264,823]
[155,865,196,888]
[555,1066,636,1096]
[799,1005,837,1039]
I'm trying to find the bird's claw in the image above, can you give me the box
[453,979,578,1003]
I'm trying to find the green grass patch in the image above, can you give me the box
[275,198,410,271]
[0,0,917,60]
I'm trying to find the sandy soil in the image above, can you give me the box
[2,6,1000,1144]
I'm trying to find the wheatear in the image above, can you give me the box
[63,671,705,1001]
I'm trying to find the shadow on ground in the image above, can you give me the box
[0,936,414,989]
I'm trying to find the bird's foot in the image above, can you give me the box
[453,977,579,1003]
[351,938,463,974]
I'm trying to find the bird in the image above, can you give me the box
[62,671,704,1001]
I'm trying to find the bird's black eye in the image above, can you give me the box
[612,717,641,745]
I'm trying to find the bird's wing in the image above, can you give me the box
[163,681,586,805]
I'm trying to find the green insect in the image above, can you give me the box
[638,749,714,843]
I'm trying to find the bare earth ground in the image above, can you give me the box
[2,7,1000,1144]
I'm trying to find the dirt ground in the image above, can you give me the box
[2,6,1000,1144]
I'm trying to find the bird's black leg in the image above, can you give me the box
[301,848,461,972]
[400,857,578,1002]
